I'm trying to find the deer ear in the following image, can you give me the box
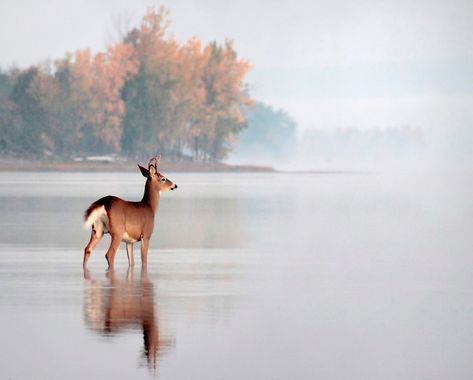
[138,164,149,178]
[149,165,157,177]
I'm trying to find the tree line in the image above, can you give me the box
[0,7,252,162]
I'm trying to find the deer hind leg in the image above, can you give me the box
[141,237,150,266]
[105,234,121,268]
[83,228,103,266]
[126,242,134,267]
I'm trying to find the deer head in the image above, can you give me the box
[138,155,178,193]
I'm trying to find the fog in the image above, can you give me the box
[1,0,472,171]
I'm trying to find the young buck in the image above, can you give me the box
[83,156,177,267]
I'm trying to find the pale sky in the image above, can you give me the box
[1,0,472,134]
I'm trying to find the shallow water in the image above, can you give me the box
[0,171,473,379]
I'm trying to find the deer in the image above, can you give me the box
[83,156,177,268]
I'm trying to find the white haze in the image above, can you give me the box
[0,0,472,171]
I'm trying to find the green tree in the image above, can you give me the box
[121,64,163,157]
[8,67,49,156]
[0,70,13,101]
[234,102,297,159]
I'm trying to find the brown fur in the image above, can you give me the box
[83,163,177,267]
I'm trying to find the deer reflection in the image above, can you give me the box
[84,267,174,370]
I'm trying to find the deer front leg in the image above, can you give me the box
[126,242,134,266]
[141,238,150,266]
[105,234,121,268]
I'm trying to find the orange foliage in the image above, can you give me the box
[91,43,138,150]
[12,6,252,159]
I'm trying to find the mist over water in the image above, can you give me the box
[229,120,473,173]
[1,170,472,379]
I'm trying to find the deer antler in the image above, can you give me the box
[148,155,161,169]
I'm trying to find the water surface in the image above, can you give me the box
[0,171,472,379]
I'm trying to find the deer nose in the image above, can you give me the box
[172,184,178,190]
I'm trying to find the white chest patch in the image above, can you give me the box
[122,232,138,243]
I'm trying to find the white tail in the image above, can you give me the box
[84,205,107,229]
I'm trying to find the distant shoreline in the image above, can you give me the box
[0,158,274,173]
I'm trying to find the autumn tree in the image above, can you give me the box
[89,43,138,152]
[194,41,251,161]
[27,46,137,156]
[120,7,252,161]
[121,7,179,158]
[1,6,253,162]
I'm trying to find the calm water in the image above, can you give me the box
[0,170,473,379]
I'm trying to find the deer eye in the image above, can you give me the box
[160,177,166,183]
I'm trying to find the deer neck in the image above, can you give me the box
[142,180,160,213]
